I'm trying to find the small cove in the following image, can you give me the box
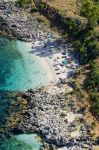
[0,37,48,91]
[0,37,48,149]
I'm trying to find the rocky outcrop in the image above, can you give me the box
[6,85,94,149]
[0,16,15,38]
[0,1,45,41]
[0,0,82,41]
[0,1,95,149]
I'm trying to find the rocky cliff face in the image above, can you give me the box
[0,1,43,41]
[0,16,15,38]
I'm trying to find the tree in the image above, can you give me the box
[80,0,99,27]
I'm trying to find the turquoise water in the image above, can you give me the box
[0,134,42,150]
[0,92,42,150]
[0,37,48,149]
[0,37,47,91]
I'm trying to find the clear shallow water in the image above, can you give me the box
[0,37,48,149]
[0,92,42,150]
[0,134,42,150]
[0,37,47,91]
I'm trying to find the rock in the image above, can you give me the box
[0,2,93,149]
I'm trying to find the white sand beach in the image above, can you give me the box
[26,42,57,83]
[26,36,79,86]
[37,56,57,83]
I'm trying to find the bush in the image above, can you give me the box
[39,2,47,10]
[80,0,99,27]
[61,32,68,39]
[75,29,99,63]
[75,40,88,63]
[91,121,96,129]
[30,7,38,13]
[87,40,99,58]
[91,101,99,116]
[89,61,99,89]
[88,61,99,117]
[17,0,32,7]
[36,16,50,26]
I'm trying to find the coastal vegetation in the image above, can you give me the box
[80,0,99,27]
[89,60,99,117]
[17,0,33,6]
[8,0,99,125]
[32,0,99,118]
[0,0,99,149]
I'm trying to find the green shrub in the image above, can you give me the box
[39,2,47,10]
[61,32,68,39]
[88,61,99,117]
[80,0,99,27]
[17,0,32,7]
[91,121,96,129]
[36,16,50,26]
[91,101,99,116]
[30,7,38,13]
[89,61,99,89]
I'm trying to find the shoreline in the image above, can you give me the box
[26,42,56,84]
[0,0,79,88]
[26,38,79,88]
[37,56,57,83]
[0,1,99,150]
[5,86,95,150]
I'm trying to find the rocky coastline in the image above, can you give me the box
[3,84,94,150]
[0,0,47,41]
[0,1,98,150]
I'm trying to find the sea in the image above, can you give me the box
[0,37,48,150]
